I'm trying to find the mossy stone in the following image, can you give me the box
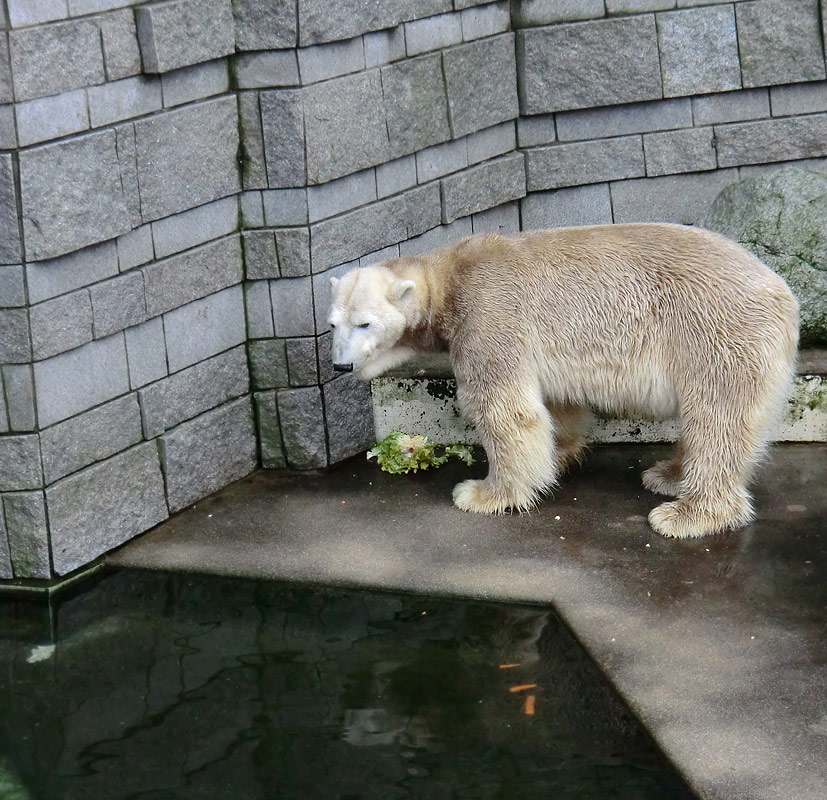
[704,167,827,346]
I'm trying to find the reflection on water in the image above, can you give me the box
[0,570,694,799]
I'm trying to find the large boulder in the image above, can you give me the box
[703,167,827,346]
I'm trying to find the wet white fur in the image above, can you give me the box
[328,224,799,538]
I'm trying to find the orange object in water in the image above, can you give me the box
[508,684,537,693]
[524,695,536,716]
[499,663,520,669]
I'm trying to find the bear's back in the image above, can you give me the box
[438,224,797,389]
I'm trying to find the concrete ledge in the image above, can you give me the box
[383,348,827,378]
[372,349,827,443]
[109,443,827,800]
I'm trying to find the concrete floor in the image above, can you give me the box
[110,443,827,800]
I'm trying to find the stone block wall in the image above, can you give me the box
[516,0,827,230]
[1,0,825,581]
[0,0,252,580]
[236,0,525,473]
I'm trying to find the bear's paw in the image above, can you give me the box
[648,498,753,538]
[642,460,682,497]
[452,479,538,515]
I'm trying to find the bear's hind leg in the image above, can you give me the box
[648,395,767,538]
[642,446,683,497]
[546,402,591,471]
[453,379,557,514]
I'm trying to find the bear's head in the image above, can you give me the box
[327,266,416,378]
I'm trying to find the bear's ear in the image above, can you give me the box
[388,279,416,303]
[329,276,339,292]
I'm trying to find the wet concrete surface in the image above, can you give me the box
[110,443,827,800]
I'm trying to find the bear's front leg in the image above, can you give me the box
[452,377,558,514]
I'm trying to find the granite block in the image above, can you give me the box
[556,98,692,141]
[259,89,306,188]
[323,374,375,463]
[0,308,30,363]
[736,0,826,88]
[405,12,462,56]
[20,131,130,261]
[47,443,168,574]
[304,71,390,183]
[9,17,104,101]
[89,271,147,338]
[276,386,326,469]
[285,337,319,386]
[298,36,365,83]
[2,365,36,432]
[124,317,168,389]
[521,183,613,228]
[26,242,119,304]
[143,235,243,317]
[444,33,518,137]
[275,228,312,278]
[657,5,741,96]
[134,97,239,222]
[162,285,246,373]
[161,59,229,106]
[715,115,827,167]
[150,197,239,259]
[253,390,286,469]
[138,345,248,438]
[15,89,89,147]
[518,16,662,114]
[87,75,162,128]
[99,7,142,81]
[310,184,441,270]
[416,138,468,183]
[692,89,770,125]
[29,290,94,360]
[33,334,130,428]
[644,127,716,176]
[244,280,275,339]
[232,0,297,50]
[3,491,50,578]
[159,396,257,512]
[525,136,644,191]
[242,230,279,280]
[441,152,526,222]
[0,435,42,492]
[248,338,289,390]
[271,277,315,337]
[40,394,143,484]
[610,167,739,223]
[376,156,418,199]
[0,265,25,308]
[116,224,155,272]
[136,0,235,74]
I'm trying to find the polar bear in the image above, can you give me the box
[327,224,799,538]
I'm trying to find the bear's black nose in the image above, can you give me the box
[333,363,354,373]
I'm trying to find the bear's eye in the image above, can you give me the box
[329,323,336,330]
[357,322,370,329]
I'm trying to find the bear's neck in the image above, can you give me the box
[389,257,453,353]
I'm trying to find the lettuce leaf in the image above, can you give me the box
[367,432,475,474]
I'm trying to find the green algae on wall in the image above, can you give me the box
[372,375,827,443]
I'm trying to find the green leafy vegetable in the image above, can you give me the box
[367,432,475,474]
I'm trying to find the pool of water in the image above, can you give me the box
[0,569,694,799]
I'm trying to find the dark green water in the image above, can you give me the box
[0,570,694,800]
